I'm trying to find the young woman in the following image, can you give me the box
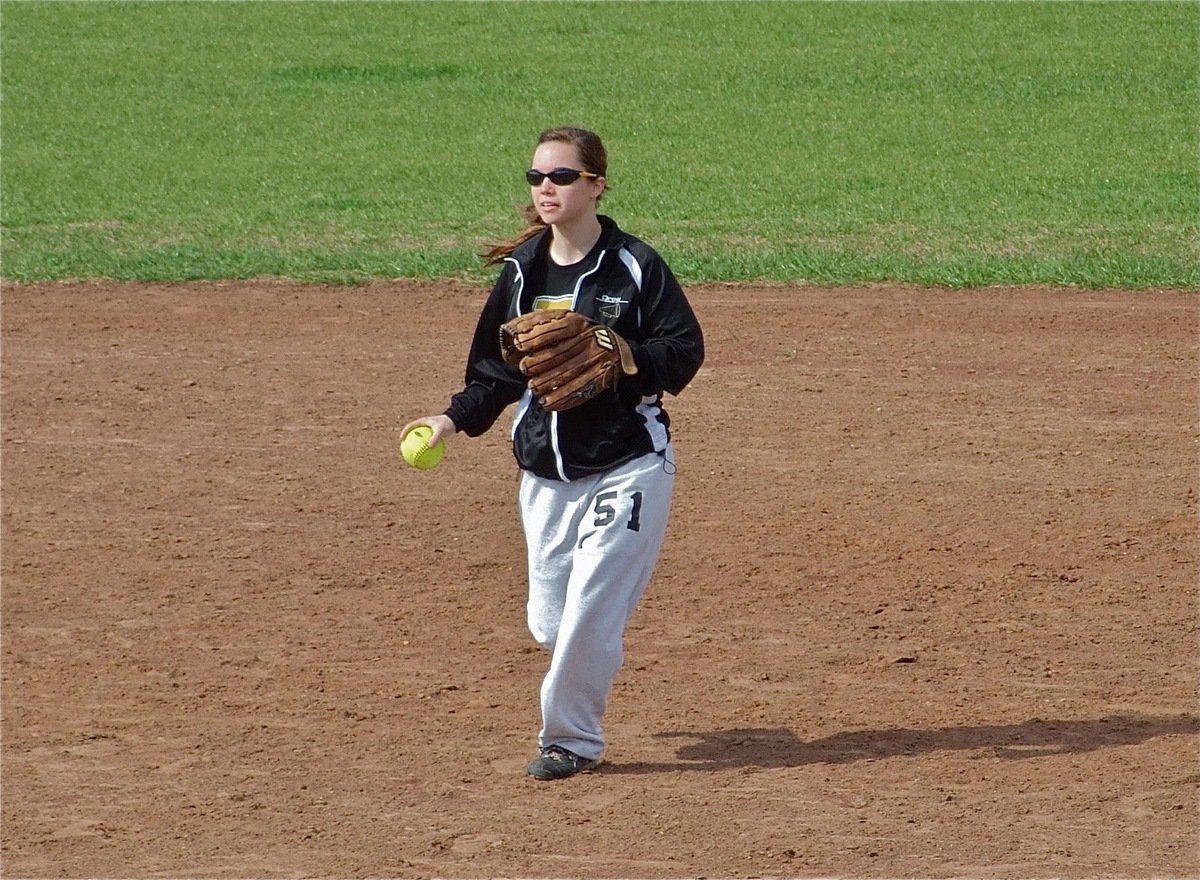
[402,126,703,780]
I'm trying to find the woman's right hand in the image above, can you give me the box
[401,414,457,448]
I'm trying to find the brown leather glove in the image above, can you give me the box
[499,310,638,412]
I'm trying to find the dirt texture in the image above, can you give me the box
[2,281,1197,879]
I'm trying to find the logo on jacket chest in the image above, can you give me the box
[596,295,628,321]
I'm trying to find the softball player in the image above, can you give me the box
[403,126,704,780]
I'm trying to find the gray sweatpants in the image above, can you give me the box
[519,447,676,761]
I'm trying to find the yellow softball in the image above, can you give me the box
[400,425,445,471]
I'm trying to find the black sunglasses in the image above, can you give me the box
[526,167,600,186]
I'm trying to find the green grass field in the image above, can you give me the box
[2,1,1196,288]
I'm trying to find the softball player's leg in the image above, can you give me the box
[519,447,676,774]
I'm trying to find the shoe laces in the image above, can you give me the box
[541,745,580,764]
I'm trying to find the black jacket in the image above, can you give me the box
[445,216,704,481]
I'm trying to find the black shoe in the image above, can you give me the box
[526,745,600,780]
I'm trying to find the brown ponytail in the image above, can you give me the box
[481,203,547,267]
[482,126,608,266]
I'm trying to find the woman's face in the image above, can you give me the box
[529,140,605,228]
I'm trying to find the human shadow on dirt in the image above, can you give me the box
[604,714,1199,775]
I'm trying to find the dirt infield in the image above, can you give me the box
[2,281,1197,879]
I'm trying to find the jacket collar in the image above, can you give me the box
[510,215,623,269]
